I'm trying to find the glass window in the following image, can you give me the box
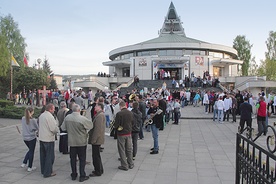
[184,50,192,55]
[159,50,167,56]
[167,50,175,56]
[192,50,200,55]
[142,51,150,56]
[200,51,206,55]
[213,52,223,58]
[175,50,183,56]
[224,53,230,59]
[150,50,157,56]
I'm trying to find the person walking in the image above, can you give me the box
[88,103,105,177]
[38,103,59,178]
[114,101,134,171]
[62,104,93,182]
[21,107,39,172]
[239,97,253,133]
[256,96,267,136]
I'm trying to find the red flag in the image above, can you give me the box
[23,56,28,66]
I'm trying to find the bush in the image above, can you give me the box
[0,106,42,119]
[0,99,14,108]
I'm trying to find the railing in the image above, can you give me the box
[234,77,266,90]
[114,77,134,91]
[236,124,276,184]
[218,83,229,93]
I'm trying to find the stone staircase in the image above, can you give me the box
[118,80,222,96]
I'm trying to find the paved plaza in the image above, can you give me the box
[0,105,274,184]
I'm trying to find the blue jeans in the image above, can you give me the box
[23,138,37,168]
[40,141,55,177]
[105,115,110,128]
[217,110,224,122]
[204,104,208,112]
[151,124,159,151]
[213,109,218,121]
[181,100,186,108]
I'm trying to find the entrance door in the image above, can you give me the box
[159,68,181,80]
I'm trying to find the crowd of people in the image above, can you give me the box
[19,78,274,182]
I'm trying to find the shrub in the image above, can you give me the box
[0,106,42,119]
[0,99,14,108]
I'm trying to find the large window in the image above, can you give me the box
[158,49,183,56]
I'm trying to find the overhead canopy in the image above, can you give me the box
[211,58,243,67]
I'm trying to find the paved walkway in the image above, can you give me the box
[0,105,274,184]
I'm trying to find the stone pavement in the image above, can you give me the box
[0,105,274,184]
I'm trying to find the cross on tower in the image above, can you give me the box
[38,86,50,106]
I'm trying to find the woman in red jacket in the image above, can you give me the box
[256,96,267,136]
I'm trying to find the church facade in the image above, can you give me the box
[103,2,242,82]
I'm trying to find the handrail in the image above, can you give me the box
[114,77,134,91]
[218,83,229,93]
[234,77,265,90]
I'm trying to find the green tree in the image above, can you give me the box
[42,56,52,75]
[0,14,27,65]
[49,78,57,90]
[0,35,10,76]
[258,31,276,80]
[233,35,252,76]
[13,67,49,93]
[265,31,276,60]
[248,56,259,76]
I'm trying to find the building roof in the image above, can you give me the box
[137,34,208,45]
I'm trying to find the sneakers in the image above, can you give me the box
[27,167,36,172]
[133,157,136,160]
[118,166,128,171]
[21,163,26,168]
[150,151,159,154]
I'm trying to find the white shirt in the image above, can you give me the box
[38,111,59,142]
[217,99,225,110]
[203,93,209,104]
[223,98,232,111]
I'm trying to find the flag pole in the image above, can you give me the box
[10,54,13,100]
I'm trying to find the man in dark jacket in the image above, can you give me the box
[114,101,134,171]
[147,99,163,154]
[239,97,252,133]
[138,95,146,139]
[131,102,142,160]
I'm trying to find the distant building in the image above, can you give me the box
[103,2,242,81]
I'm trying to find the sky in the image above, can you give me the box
[0,0,275,75]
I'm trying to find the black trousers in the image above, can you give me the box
[92,145,103,175]
[239,118,252,132]
[70,146,87,178]
[59,129,68,154]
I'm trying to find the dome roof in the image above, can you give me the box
[137,34,208,45]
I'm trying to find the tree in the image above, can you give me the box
[258,31,276,80]
[0,14,27,66]
[0,35,10,76]
[49,78,57,90]
[233,35,252,76]
[265,31,276,60]
[42,56,52,75]
[13,67,49,93]
[248,56,259,76]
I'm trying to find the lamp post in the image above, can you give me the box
[37,58,42,69]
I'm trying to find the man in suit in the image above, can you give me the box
[239,97,253,133]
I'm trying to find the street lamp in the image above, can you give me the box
[37,58,42,69]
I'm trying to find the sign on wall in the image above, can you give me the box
[195,56,204,66]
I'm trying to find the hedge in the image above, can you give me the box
[0,99,14,108]
[0,106,42,119]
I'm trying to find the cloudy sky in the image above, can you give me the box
[0,0,275,75]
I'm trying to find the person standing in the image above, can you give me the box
[217,96,225,123]
[38,103,59,178]
[21,107,39,172]
[173,99,181,125]
[148,99,163,154]
[231,94,237,123]
[256,96,267,136]
[138,95,146,139]
[114,101,134,171]
[62,104,93,182]
[57,101,69,154]
[131,102,142,160]
[203,91,209,114]
[88,103,105,177]
[239,97,253,133]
